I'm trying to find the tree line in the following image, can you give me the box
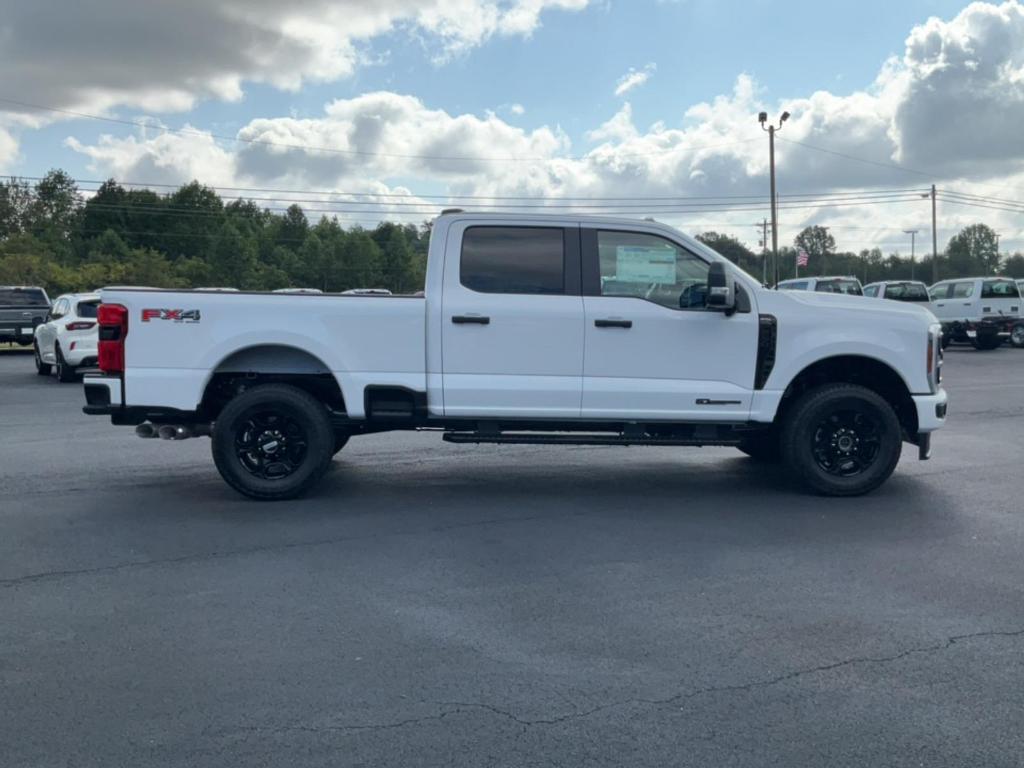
[1,169,1021,295]
[699,223,1024,285]
[0,170,429,295]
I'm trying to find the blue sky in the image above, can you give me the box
[2,0,1022,251]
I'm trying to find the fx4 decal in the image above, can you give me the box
[141,308,201,323]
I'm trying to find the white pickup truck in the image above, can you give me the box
[83,212,947,499]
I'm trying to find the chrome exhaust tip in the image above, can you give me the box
[157,424,192,441]
[135,423,159,439]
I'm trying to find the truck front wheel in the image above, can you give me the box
[780,384,902,496]
[211,384,334,501]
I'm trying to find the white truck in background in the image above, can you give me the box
[928,277,1021,350]
[83,212,947,500]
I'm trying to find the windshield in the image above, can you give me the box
[884,283,930,302]
[0,288,48,306]
[815,279,863,296]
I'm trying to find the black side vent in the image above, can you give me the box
[755,314,777,390]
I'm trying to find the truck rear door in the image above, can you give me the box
[440,223,584,418]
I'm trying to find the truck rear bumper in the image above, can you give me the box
[83,375,122,410]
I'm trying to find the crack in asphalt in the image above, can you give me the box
[228,627,1024,738]
[0,509,581,589]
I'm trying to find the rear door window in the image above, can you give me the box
[981,280,1020,298]
[863,285,879,297]
[76,301,100,318]
[461,227,566,295]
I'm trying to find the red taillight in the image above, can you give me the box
[97,303,128,375]
[65,321,96,331]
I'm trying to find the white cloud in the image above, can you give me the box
[0,127,18,172]
[60,2,1024,251]
[614,63,657,97]
[510,103,526,115]
[0,1,591,119]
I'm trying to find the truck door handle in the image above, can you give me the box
[451,314,490,325]
[594,318,632,329]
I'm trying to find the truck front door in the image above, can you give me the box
[579,227,759,421]
[441,223,584,418]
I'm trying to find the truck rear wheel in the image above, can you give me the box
[211,384,334,501]
[780,384,902,497]
[971,335,1002,351]
[1009,324,1024,348]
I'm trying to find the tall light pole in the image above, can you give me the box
[903,229,918,280]
[759,110,790,286]
[995,232,1002,274]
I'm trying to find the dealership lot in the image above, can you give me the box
[2,348,1023,767]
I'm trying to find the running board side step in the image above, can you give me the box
[442,431,743,447]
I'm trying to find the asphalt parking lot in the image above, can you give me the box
[2,346,1023,767]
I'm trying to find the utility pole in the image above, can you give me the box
[759,110,790,286]
[930,184,938,283]
[758,218,769,285]
[903,229,918,280]
[995,232,1001,275]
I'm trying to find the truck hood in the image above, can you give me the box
[766,290,938,324]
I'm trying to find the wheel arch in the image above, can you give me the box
[198,343,346,419]
[775,354,918,437]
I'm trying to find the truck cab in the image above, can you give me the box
[83,213,947,500]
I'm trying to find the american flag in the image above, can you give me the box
[796,249,809,267]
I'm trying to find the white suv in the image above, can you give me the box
[33,293,101,381]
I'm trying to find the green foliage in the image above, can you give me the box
[0,171,431,296]
[945,223,1000,277]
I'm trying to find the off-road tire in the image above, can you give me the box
[971,335,1002,351]
[1010,323,1024,349]
[780,383,902,496]
[211,384,334,501]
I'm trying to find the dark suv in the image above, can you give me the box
[0,286,51,346]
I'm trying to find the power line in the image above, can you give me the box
[0,173,928,204]
[777,137,934,179]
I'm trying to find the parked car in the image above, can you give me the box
[33,292,100,381]
[273,288,323,295]
[1014,280,1024,348]
[863,280,932,306]
[0,286,50,346]
[83,212,946,500]
[928,277,1020,350]
[777,276,864,295]
[340,288,392,296]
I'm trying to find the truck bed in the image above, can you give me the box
[101,288,427,417]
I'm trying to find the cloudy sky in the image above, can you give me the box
[2,0,1023,254]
